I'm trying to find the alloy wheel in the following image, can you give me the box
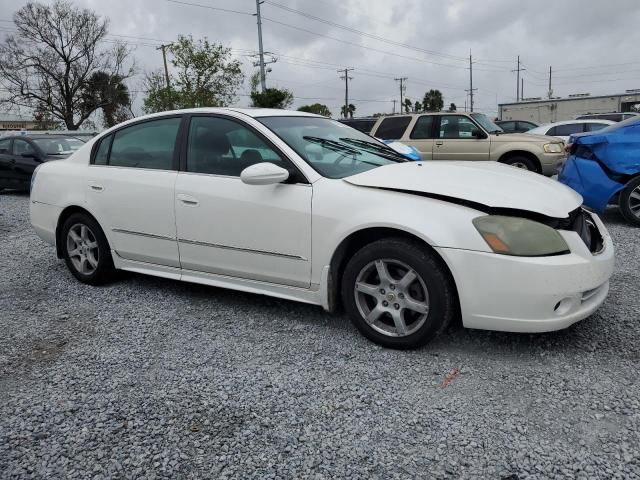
[629,184,640,219]
[66,223,100,275]
[353,259,430,337]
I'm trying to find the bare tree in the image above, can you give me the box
[0,1,134,130]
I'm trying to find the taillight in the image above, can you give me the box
[565,143,575,155]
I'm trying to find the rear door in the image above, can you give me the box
[86,116,183,268]
[406,115,436,160]
[432,115,491,161]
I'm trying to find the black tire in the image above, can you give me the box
[341,238,456,349]
[61,213,115,285]
[620,176,640,226]
[502,155,537,172]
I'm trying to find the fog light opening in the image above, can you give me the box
[554,297,577,316]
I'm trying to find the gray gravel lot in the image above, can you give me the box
[0,191,639,479]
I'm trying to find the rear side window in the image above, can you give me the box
[94,135,112,165]
[548,123,583,136]
[375,116,412,140]
[585,123,610,132]
[410,115,436,139]
[108,118,181,170]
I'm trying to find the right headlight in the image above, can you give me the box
[544,142,563,153]
[473,215,570,257]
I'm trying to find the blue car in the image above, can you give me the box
[559,117,640,226]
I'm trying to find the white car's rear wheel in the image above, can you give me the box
[61,213,115,285]
[341,238,456,349]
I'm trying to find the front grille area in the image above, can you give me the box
[560,208,604,254]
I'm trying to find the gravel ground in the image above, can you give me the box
[0,191,639,479]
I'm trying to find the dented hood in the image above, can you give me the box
[344,161,582,219]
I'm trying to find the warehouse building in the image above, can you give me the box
[498,90,640,124]
[0,113,38,131]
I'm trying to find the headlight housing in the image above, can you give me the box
[473,215,570,257]
[543,142,563,153]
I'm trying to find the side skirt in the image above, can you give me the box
[112,251,326,307]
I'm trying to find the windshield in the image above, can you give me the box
[258,116,407,179]
[471,113,503,133]
[32,137,85,155]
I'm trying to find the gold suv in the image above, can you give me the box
[370,112,564,176]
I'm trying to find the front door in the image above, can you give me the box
[12,138,41,187]
[175,115,312,288]
[432,115,491,161]
[86,116,183,268]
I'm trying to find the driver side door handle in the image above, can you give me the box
[177,193,199,206]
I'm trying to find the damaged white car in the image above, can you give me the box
[30,109,615,349]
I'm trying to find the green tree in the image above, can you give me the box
[404,98,412,113]
[143,35,243,113]
[422,89,444,112]
[340,103,356,119]
[250,87,294,109]
[82,71,132,128]
[298,103,331,117]
[0,0,133,130]
[449,102,457,112]
[414,101,422,113]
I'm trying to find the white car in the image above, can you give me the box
[30,108,615,349]
[526,119,615,142]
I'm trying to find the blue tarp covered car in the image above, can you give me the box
[558,117,640,226]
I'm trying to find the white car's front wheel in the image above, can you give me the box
[341,238,457,349]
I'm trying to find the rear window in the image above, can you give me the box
[374,116,412,140]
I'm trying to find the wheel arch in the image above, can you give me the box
[55,205,103,259]
[326,226,460,318]
[498,150,541,173]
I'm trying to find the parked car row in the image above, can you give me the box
[28,108,615,349]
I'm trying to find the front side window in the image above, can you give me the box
[187,116,287,177]
[109,117,181,170]
[439,116,480,139]
[375,116,412,140]
[259,116,407,179]
[13,139,36,155]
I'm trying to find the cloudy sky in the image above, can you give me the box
[2,0,640,118]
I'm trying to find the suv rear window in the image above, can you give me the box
[375,116,412,140]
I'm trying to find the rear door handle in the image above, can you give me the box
[435,141,444,146]
[88,181,104,192]
[177,193,199,206]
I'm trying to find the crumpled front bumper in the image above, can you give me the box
[435,212,615,333]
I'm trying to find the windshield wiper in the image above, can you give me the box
[338,138,408,162]
[302,136,361,156]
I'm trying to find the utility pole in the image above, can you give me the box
[395,77,407,113]
[338,68,354,118]
[157,44,171,90]
[392,99,397,115]
[548,66,553,99]
[521,78,524,100]
[512,55,525,102]
[467,52,478,112]
[255,0,267,92]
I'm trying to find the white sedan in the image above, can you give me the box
[30,108,615,349]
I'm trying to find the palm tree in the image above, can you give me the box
[341,103,356,119]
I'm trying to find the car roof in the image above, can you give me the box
[0,134,83,140]
[534,119,616,129]
[137,107,321,119]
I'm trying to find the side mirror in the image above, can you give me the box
[240,162,290,185]
[471,129,486,139]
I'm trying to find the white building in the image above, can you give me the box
[498,91,640,123]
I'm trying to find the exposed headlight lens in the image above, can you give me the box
[473,215,569,256]
[544,143,563,153]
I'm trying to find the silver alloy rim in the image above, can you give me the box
[354,259,430,338]
[66,223,99,275]
[510,161,529,169]
[629,185,640,218]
